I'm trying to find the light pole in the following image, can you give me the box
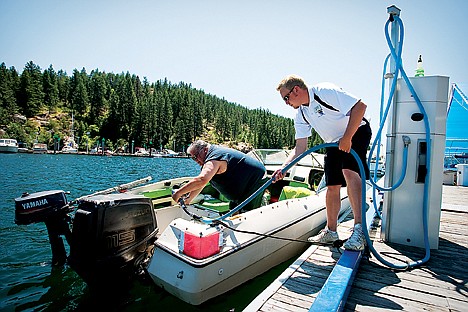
[86,132,90,154]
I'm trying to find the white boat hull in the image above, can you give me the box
[147,190,350,305]
[0,138,19,153]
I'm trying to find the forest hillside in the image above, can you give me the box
[0,61,323,153]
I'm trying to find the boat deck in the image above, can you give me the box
[244,185,468,311]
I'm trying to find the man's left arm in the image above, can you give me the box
[172,161,221,203]
[339,100,367,153]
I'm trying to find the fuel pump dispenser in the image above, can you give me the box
[378,3,449,252]
[381,76,449,249]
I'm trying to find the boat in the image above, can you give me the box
[33,143,48,154]
[61,138,78,153]
[62,113,78,154]
[134,147,150,156]
[0,138,19,153]
[12,149,351,305]
[129,149,347,305]
[18,142,29,153]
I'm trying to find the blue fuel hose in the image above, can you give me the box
[364,14,431,269]
[200,13,431,270]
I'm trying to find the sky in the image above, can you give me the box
[1,0,467,139]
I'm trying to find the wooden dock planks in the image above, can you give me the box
[245,185,468,312]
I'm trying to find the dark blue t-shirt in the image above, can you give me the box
[204,145,266,202]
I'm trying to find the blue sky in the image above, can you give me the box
[1,0,467,138]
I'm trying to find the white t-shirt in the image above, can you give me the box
[294,82,364,143]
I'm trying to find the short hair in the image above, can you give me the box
[276,74,308,91]
[187,139,208,155]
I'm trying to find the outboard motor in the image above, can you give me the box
[15,190,73,266]
[68,193,158,285]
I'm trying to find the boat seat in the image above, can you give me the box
[141,187,172,199]
[288,181,310,188]
[278,186,312,201]
[192,183,231,213]
[141,187,174,208]
[194,198,230,213]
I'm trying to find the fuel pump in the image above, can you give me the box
[375,6,450,250]
[382,76,449,249]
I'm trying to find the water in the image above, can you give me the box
[0,153,293,312]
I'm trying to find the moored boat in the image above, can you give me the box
[62,113,78,153]
[0,138,19,153]
[12,148,351,305]
[61,139,78,153]
[143,183,348,305]
[126,149,348,305]
[33,143,48,154]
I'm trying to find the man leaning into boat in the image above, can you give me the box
[172,140,268,211]
[273,75,371,251]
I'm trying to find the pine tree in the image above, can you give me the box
[57,69,69,107]
[0,63,20,124]
[70,68,90,117]
[1,62,300,151]
[18,61,44,117]
[89,70,108,126]
[42,65,59,114]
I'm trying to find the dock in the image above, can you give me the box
[244,185,468,311]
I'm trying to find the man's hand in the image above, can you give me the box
[338,136,352,153]
[172,190,188,203]
[272,168,285,183]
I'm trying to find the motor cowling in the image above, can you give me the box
[15,190,73,265]
[68,193,158,285]
[14,190,72,225]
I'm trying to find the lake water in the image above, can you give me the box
[0,153,293,312]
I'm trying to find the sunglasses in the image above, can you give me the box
[283,86,296,102]
[189,148,202,160]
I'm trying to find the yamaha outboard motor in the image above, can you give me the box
[15,190,73,266]
[68,193,158,285]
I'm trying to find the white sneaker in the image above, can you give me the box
[343,223,366,251]
[308,227,339,244]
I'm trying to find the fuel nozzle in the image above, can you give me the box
[402,135,411,147]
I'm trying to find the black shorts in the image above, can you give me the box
[324,122,372,187]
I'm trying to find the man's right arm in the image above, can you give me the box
[272,137,308,182]
[172,161,220,203]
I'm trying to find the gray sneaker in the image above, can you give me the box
[308,228,339,244]
[343,223,366,251]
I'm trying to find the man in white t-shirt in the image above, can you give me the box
[272,74,372,251]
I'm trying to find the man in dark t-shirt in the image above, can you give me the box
[172,140,267,211]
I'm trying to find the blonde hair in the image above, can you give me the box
[276,74,308,91]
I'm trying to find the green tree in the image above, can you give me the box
[1,62,299,151]
[57,69,69,107]
[119,72,137,141]
[89,70,108,126]
[18,61,44,117]
[0,63,20,125]
[69,68,90,116]
[43,65,59,113]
